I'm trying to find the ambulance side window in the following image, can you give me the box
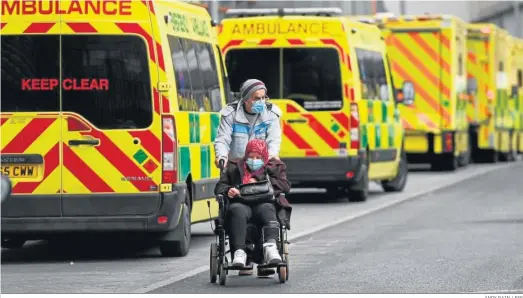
[184,40,207,112]
[1,35,60,112]
[518,70,522,87]
[373,52,389,101]
[168,36,194,111]
[216,45,233,104]
[356,48,378,100]
[195,42,222,112]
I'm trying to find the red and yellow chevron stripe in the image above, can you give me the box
[1,0,165,195]
[386,30,454,132]
[1,113,162,195]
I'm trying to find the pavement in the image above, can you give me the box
[1,162,522,294]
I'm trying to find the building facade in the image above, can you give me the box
[189,0,522,38]
[384,0,523,38]
[195,0,387,21]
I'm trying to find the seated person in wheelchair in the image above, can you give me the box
[214,139,291,268]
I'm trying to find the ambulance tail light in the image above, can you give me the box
[486,90,495,103]
[162,115,178,184]
[480,27,491,34]
[350,103,360,150]
[443,132,453,153]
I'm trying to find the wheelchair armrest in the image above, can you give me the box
[216,194,224,203]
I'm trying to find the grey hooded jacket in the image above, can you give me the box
[214,100,282,160]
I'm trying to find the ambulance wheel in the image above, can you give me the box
[348,164,368,202]
[1,238,26,249]
[159,203,191,257]
[499,135,517,162]
[484,149,499,163]
[431,154,458,171]
[382,150,408,192]
[458,135,472,167]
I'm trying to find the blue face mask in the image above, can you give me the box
[246,158,264,171]
[251,100,266,113]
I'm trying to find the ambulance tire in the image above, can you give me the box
[480,149,498,163]
[1,238,26,249]
[382,150,408,192]
[347,164,369,202]
[458,135,472,167]
[499,133,517,162]
[431,154,458,172]
[159,203,191,257]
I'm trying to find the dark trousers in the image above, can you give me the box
[226,202,278,253]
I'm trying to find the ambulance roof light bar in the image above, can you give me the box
[374,13,399,23]
[224,7,343,18]
[356,17,376,24]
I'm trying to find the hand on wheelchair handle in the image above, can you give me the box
[216,157,227,172]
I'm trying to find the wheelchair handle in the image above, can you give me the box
[216,194,224,203]
[218,159,225,172]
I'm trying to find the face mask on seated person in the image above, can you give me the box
[246,158,264,171]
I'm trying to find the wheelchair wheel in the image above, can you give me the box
[278,266,287,283]
[283,242,289,281]
[219,263,227,286]
[210,243,218,283]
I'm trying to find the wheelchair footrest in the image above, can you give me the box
[226,264,254,270]
[256,262,287,269]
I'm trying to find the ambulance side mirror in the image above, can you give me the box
[396,81,415,105]
[467,78,478,95]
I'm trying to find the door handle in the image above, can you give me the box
[287,119,307,124]
[68,139,100,146]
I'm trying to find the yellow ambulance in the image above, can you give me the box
[368,14,470,171]
[218,8,410,202]
[0,0,229,257]
[509,37,523,154]
[466,24,517,162]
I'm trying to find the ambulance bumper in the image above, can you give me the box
[1,183,187,236]
[281,151,365,187]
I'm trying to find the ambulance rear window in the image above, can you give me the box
[225,49,280,100]
[226,48,342,111]
[62,35,152,129]
[1,35,152,130]
[1,35,60,112]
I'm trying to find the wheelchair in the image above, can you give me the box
[209,193,290,285]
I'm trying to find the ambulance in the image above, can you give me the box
[0,0,230,257]
[466,24,517,162]
[219,8,410,202]
[368,14,470,171]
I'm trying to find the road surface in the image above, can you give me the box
[152,162,523,294]
[1,162,521,294]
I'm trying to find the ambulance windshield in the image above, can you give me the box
[225,47,343,111]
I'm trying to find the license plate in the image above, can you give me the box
[0,165,38,178]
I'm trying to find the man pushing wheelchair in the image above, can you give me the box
[213,79,292,279]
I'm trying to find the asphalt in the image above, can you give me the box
[150,162,523,294]
[1,162,521,293]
